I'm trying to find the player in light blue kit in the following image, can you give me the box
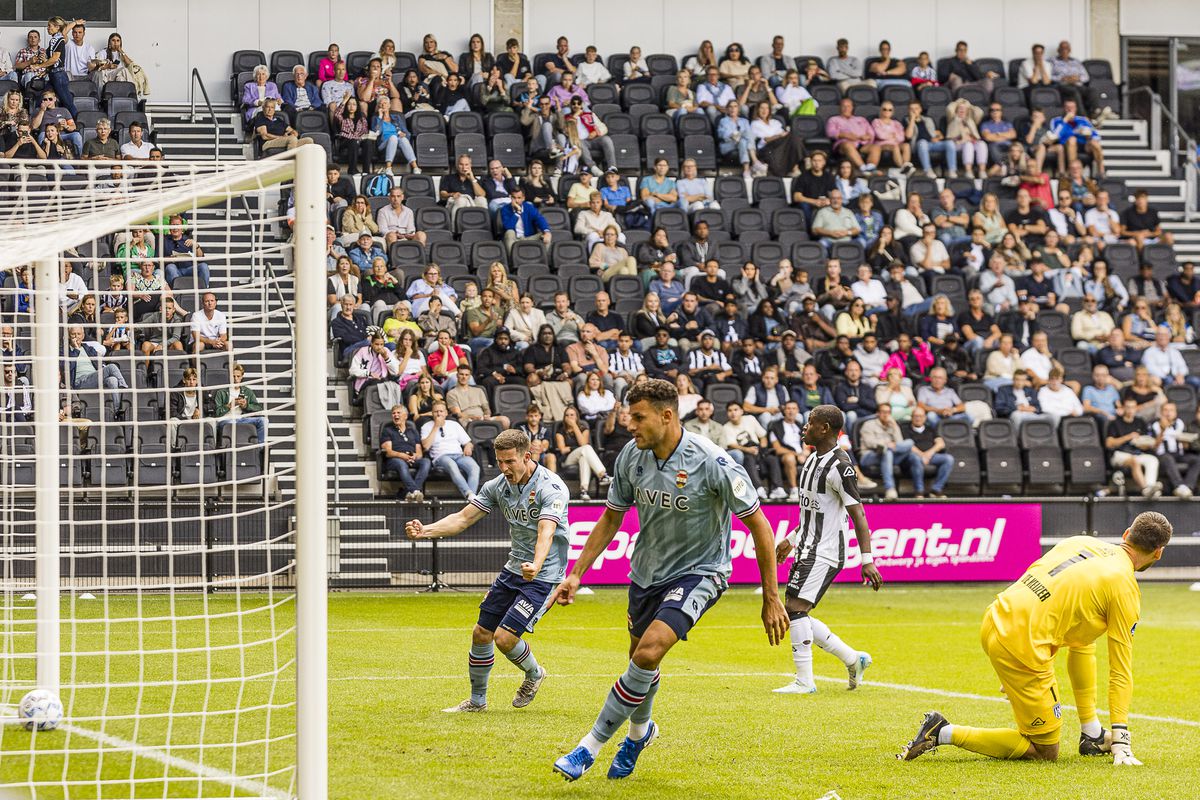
[552,378,789,781]
[405,428,569,713]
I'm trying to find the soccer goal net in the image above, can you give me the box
[0,148,327,799]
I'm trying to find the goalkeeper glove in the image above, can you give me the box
[1111,725,1142,766]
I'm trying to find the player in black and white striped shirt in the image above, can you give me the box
[773,404,883,695]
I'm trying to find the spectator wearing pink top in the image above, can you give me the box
[825,98,879,173]
[317,44,342,85]
[546,71,588,110]
[870,101,913,174]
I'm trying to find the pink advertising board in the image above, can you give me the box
[566,503,1042,585]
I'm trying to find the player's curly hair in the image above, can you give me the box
[626,378,678,412]
[808,404,845,434]
[1128,511,1172,553]
[494,429,530,455]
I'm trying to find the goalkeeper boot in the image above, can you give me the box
[1079,728,1112,756]
[553,746,595,781]
[607,721,658,779]
[442,699,486,713]
[898,711,949,761]
[512,666,546,709]
[847,651,872,690]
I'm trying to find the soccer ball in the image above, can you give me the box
[18,689,63,732]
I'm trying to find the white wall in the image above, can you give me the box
[0,0,492,103]
[526,0,1091,65]
[1119,0,1200,36]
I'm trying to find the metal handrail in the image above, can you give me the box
[1123,86,1198,217]
[188,68,220,162]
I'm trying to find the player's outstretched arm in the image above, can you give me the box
[848,504,882,590]
[404,504,487,541]
[553,507,624,605]
[745,508,789,646]
[521,518,557,581]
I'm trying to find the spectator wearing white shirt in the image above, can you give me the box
[909,223,951,275]
[722,401,768,499]
[376,186,427,247]
[675,158,719,211]
[64,23,96,80]
[1142,326,1197,388]
[574,46,611,86]
[623,46,650,83]
[119,121,153,160]
[1151,402,1200,497]
[420,402,480,499]
[696,67,736,124]
[190,292,229,353]
[1083,190,1122,244]
[573,191,621,251]
[1070,296,1115,353]
[1021,331,1058,387]
[1036,367,1083,427]
[978,254,1019,313]
[850,264,887,315]
[58,262,88,310]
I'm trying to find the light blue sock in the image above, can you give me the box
[504,638,540,678]
[588,661,657,744]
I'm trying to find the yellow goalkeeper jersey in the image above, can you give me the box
[985,535,1140,725]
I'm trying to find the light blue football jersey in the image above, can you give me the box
[606,430,760,586]
[469,464,570,582]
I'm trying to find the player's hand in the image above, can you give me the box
[1111,728,1142,766]
[404,520,424,540]
[862,562,883,591]
[553,574,581,605]
[520,562,538,581]
[761,594,789,646]
[775,539,794,564]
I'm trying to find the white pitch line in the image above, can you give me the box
[352,671,1200,729]
[328,622,976,633]
[55,722,291,800]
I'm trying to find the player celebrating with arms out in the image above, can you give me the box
[552,378,789,782]
[774,404,882,695]
[405,429,568,713]
[900,511,1172,765]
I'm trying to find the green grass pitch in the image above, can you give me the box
[365,583,1198,800]
[2,584,1196,798]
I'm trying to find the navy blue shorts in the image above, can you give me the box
[627,573,727,640]
[477,570,556,636]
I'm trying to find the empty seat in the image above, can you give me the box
[414,133,449,172]
[452,133,487,171]
[492,133,526,171]
[643,135,679,170]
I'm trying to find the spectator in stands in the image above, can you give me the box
[910,223,952,278]
[564,97,613,175]
[904,406,954,497]
[282,65,322,123]
[756,36,795,87]
[718,401,767,498]
[739,65,777,118]
[1121,189,1173,250]
[643,326,684,383]
[161,215,211,289]
[329,294,368,360]
[67,294,102,342]
[102,307,131,353]
[1083,189,1121,245]
[391,329,424,389]
[1151,402,1199,498]
[691,259,734,314]
[574,45,610,87]
[834,296,874,341]
[833,160,869,204]
[576,192,621,252]
[1143,325,1196,388]
[891,192,929,250]
[1036,366,1084,427]
[211,363,266,444]
[1123,365,1166,421]
[475,327,521,395]
[566,323,612,392]
[1107,397,1162,496]
[916,367,969,425]
[608,332,644,399]
[766,400,803,500]
[438,155,485,213]
[945,99,986,179]
[791,292,836,352]
[954,288,999,355]
[932,189,970,249]
[943,41,998,94]
[542,291,582,347]
[858,401,909,499]
[676,158,718,212]
[379,404,430,501]
[1081,363,1121,421]
[517,325,572,422]
[684,329,732,391]
[498,187,552,254]
[347,231,386,277]
[741,363,787,427]
[421,401,480,499]
[1049,41,1096,114]
[684,41,719,77]
[480,262,517,319]
[1165,301,1195,346]
[349,332,400,398]
[1167,261,1200,312]
[118,120,153,161]
[129,259,166,321]
[980,102,1017,168]
[370,95,418,176]
[520,160,556,210]
[827,98,878,174]
[374,186,424,247]
[585,291,624,353]
[730,264,768,319]
[434,71,470,117]
[63,324,128,409]
[994,368,1043,427]
[321,62,353,110]
[664,68,700,120]
[850,331,885,385]
[1071,295,1116,353]
[904,100,955,178]
[554,404,609,500]
[78,116,118,159]
[418,296,458,350]
[254,98,313,154]
[826,38,871,92]
[503,293,544,349]
[727,332,760,383]
[623,45,650,84]
[445,363,503,428]
[873,102,912,173]
[407,373,444,428]
[790,148,836,220]
[407,264,459,318]
[316,44,342,85]
[1020,330,1060,388]
[866,40,906,87]
[876,364,917,422]
[1018,42,1052,91]
[14,30,46,88]
[3,116,46,160]
[792,361,833,417]
[1096,327,1140,382]
[828,359,873,430]
[1,364,31,422]
[481,159,519,211]
[185,291,226,354]
[629,292,669,347]
[576,370,617,425]
[547,69,586,110]
[136,294,187,360]
[516,403,557,471]
[32,89,80,154]
[425,329,468,387]
[463,286,501,353]
[811,188,862,251]
[243,64,281,122]
[639,158,678,218]
[697,66,736,124]
[1050,100,1105,177]
[327,255,361,318]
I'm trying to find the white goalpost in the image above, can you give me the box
[0,147,327,798]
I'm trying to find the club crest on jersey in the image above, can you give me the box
[843,466,856,478]
[675,470,688,489]
[529,490,537,505]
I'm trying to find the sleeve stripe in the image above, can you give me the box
[606,502,632,513]
[538,513,563,524]
[468,498,491,514]
[735,502,761,519]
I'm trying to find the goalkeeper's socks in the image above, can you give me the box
[1081,719,1102,739]
[468,643,494,705]
[949,726,1033,759]
[789,615,815,685]
[587,661,658,746]
[627,670,661,740]
[503,638,540,678]
[808,616,857,666]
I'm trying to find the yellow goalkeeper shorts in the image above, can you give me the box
[980,615,1062,746]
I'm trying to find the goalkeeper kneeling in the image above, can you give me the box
[899,511,1171,766]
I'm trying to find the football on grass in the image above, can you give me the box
[18,689,63,732]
